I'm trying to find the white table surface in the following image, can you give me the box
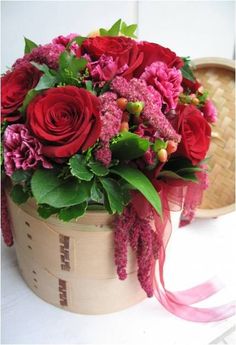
[1,212,236,345]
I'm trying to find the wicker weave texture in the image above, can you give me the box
[194,61,235,212]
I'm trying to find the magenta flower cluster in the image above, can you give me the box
[111,76,181,142]
[4,124,52,176]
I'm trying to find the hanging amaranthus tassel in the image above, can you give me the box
[1,186,13,246]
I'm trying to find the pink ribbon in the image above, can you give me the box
[151,179,236,322]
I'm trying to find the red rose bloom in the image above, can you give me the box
[81,36,143,79]
[134,41,184,77]
[175,104,211,164]
[182,77,201,93]
[27,86,101,158]
[1,63,41,122]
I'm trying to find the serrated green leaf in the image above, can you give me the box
[176,167,203,174]
[110,132,150,160]
[37,204,59,219]
[10,184,29,205]
[111,165,162,216]
[88,160,109,176]
[69,155,93,181]
[24,37,38,54]
[58,202,87,222]
[181,57,195,82]
[11,170,32,183]
[30,62,57,91]
[99,177,124,214]
[31,169,92,207]
[90,179,104,203]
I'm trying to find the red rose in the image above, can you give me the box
[27,86,101,158]
[81,36,143,79]
[1,63,41,122]
[134,41,184,77]
[175,104,211,164]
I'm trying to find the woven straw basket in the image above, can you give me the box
[193,58,235,218]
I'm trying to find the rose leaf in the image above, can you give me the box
[58,202,87,222]
[69,155,94,181]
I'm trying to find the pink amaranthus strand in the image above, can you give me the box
[13,43,65,70]
[1,186,13,246]
[111,76,181,142]
[114,201,161,297]
[98,92,123,142]
[94,144,112,167]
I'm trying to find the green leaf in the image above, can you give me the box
[24,37,38,54]
[176,167,203,174]
[59,202,87,222]
[88,160,109,176]
[111,165,162,216]
[31,169,92,207]
[18,89,39,113]
[59,51,87,75]
[153,139,167,152]
[90,179,104,203]
[120,22,137,38]
[158,170,198,182]
[181,57,195,82]
[69,155,93,181]
[37,204,59,219]
[99,28,109,36]
[31,62,57,91]
[99,177,124,214]
[67,36,87,48]
[11,170,32,183]
[110,132,150,160]
[10,184,29,205]
[108,19,122,36]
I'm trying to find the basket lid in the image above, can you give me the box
[193,58,235,218]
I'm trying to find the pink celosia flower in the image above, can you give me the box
[99,92,123,142]
[140,61,182,113]
[3,124,52,176]
[201,100,217,123]
[94,144,112,167]
[111,76,181,142]
[13,43,65,70]
[52,33,79,55]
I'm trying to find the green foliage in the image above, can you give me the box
[58,202,87,221]
[153,139,167,152]
[181,56,195,82]
[99,19,138,38]
[11,170,32,183]
[24,37,38,54]
[158,170,198,182]
[110,132,150,160]
[111,165,162,217]
[10,184,30,204]
[18,89,39,113]
[99,177,124,214]
[198,90,209,105]
[69,155,93,181]
[66,36,87,48]
[120,22,137,38]
[90,179,104,203]
[88,160,109,176]
[37,204,59,219]
[31,169,92,208]
[30,62,58,91]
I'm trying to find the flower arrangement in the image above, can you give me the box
[1,20,218,304]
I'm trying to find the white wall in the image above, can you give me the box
[1,0,234,73]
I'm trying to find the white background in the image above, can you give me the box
[1,1,235,344]
[1,1,235,72]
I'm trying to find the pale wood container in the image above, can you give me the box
[6,195,146,314]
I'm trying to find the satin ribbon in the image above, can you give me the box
[151,180,236,322]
